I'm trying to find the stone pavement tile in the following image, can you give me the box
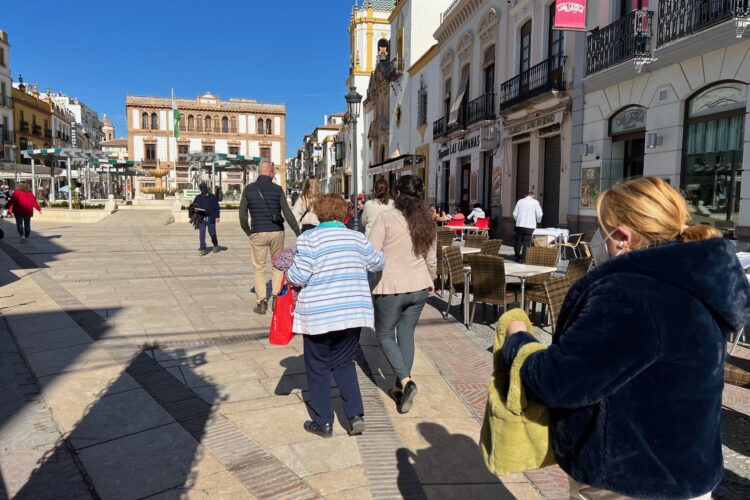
[251,348,307,378]
[324,486,372,500]
[218,393,303,415]
[391,417,501,487]
[260,374,309,396]
[0,448,94,499]
[24,344,114,378]
[226,404,321,448]
[14,325,93,354]
[423,483,534,499]
[180,358,265,387]
[376,375,474,420]
[151,345,228,365]
[77,423,202,500]
[4,310,79,336]
[269,443,311,477]
[291,435,363,475]
[67,388,174,450]
[194,379,269,404]
[306,465,368,496]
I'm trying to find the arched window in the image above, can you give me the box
[221,116,229,133]
[141,112,148,129]
[188,114,195,131]
[205,116,212,132]
[230,116,237,133]
[258,118,264,134]
[266,119,273,135]
[150,112,158,130]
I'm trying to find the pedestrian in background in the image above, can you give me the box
[369,175,436,414]
[512,191,543,262]
[0,184,9,218]
[240,161,300,315]
[287,193,385,438]
[361,178,394,237]
[466,203,485,223]
[502,177,750,499]
[292,178,321,233]
[6,182,41,243]
[192,182,221,256]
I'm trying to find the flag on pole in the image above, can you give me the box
[172,89,181,139]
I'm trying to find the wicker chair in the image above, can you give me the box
[480,239,503,256]
[466,255,518,325]
[520,246,561,316]
[443,246,466,318]
[436,230,455,293]
[543,276,573,334]
[464,233,489,249]
[565,257,593,282]
[560,233,585,259]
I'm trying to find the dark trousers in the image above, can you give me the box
[303,328,364,426]
[374,289,429,382]
[199,217,218,250]
[514,226,535,262]
[15,215,31,238]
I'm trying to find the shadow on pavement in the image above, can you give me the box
[715,407,750,498]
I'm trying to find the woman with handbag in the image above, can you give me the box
[292,178,320,233]
[502,177,750,499]
[369,175,436,414]
[287,194,385,438]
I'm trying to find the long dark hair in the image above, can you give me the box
[372,178,391,205]
[394,175,436,259]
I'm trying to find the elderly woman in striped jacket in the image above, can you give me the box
[287,193,385,438]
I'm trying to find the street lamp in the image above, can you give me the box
[345,85,362,232]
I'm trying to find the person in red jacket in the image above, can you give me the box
[7,182,41,243]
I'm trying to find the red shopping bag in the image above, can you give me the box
[269,277,295,345]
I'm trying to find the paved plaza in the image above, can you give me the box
[0,211,748,499]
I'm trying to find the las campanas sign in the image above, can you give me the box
[438,133,480,160]
[506,111,564,137]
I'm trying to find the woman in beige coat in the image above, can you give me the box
[292,178,321,233]
[369,175,437,413]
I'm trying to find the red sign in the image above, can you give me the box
[554,0,587,31]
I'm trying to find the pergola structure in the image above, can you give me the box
[184,152,261,190]
[23,148,96,209]
[89,157,147,201]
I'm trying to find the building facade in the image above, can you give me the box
[572,0,750,244]
[126,92,286,194]
[102,114,115,141]
[12,80,52,164]
[44,93,104,150]
[48,98,74,149]
[0,31,13,165]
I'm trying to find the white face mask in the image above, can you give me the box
[591,228,624,266]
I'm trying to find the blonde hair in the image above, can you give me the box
[596,176,722,249]
[301,178,321,207]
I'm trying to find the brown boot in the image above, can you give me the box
[253,299,268,315]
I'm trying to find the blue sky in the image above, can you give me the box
[3,0,357,156]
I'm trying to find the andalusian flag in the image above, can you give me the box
[172,89,180,139]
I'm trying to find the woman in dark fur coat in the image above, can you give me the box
[503,176,750,499]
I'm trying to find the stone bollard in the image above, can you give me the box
[105,194,118,213]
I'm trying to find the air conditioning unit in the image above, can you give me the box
[480,126,500,151]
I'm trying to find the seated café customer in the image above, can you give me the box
[287,194,385,438]
[467,203,486,223]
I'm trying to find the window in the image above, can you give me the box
[548,3,564,70]
[443,78,452,119]
[258,118,264,134]
[483,46,495,94]
[260,147,271,161]
[205,116,212,132]
[380,145,386,163]
[266,119,273,135]
[188,115,195,130]
[229,146,239,155]
[203,144,214,153]
[221,116,229,133]
[230,116,237,133]
[520,20,532,74]
[145,143,156,161]
[0,48,4,67]
[178,144,189,161]
[417,77,428,127]
[150,113,158,130]
[1,82,5,100]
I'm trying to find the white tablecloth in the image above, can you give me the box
[533,228,570,244]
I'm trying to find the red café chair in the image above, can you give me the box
[472,217,490,236]
[446,217,464,238]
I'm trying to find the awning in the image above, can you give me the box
[23,148,95,163]
[448,70,470,126]
[368,154,425,176]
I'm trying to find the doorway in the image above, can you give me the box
[622,138,645,179]
[460,161,471,214]
[515,142,530,200]
[542,136,561,227]
[442,161,450,211]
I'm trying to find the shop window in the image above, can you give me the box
[684,81,746,226]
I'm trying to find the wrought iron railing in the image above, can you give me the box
[45,129,52,138]
[657,0,749,46]
[433,116,447,139]
[19,121,29,132]
[501,56,567,110]
[0,95,12,108]
[1,128,14,144]
[467,93,496,126]
[446,106,467,135]
[586,10,653,75]
[32,125,42,136]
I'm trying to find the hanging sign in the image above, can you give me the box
[554,0,587,31]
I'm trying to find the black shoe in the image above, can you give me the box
[270,295,276,313]
[303,420,333,438]
[212,245,219,253]
[399,381,418,414]
[348,415,365,436]
[253,299,268,315]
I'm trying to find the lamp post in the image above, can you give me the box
[345,85,363,232]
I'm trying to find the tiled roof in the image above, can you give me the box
[361,0,395,11]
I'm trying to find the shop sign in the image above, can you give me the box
[438,134,480,160]
[554,0,587,31]
[507,111,563,137]
[610,107,646,135]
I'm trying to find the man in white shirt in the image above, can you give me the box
[512,191,543,262]
[466,203,486,223]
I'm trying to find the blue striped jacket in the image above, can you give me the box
[287,222,385,335]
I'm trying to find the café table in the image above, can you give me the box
[533,227,569,245]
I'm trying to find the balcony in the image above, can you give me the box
[467,93,496,126]
[19,121,29,132]
[45,129,53,139]
[433,116,447,140]
[33,125,42,136]
[446,106,467,135]
[1,128,13,144]
[0,95,11,108]
[658,0,749,46]
[500,56,567,110]
[587,10,653,76]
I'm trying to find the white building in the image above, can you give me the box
[43,92,104,149]
[302,116,343,193]
[0,31,13,165]
[572,1,750,244]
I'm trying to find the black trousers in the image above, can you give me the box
[514,226,535,262]
[303,328,364,426]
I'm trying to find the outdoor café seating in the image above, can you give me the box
[480,239,503,256]
[466,254,519,325]
[442,246,467,318]
[464,233,489,249]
